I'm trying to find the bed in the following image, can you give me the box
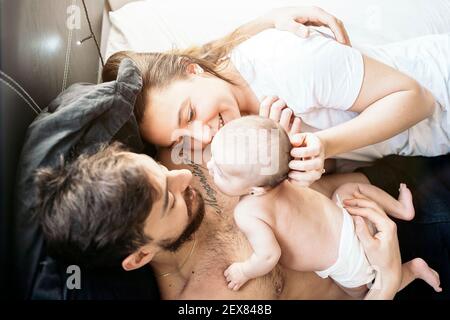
[2,0,449,300]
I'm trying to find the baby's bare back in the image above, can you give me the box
[243,181,344,272]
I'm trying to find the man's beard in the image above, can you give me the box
[163,186,205,252]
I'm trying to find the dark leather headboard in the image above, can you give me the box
[0,0,105,299]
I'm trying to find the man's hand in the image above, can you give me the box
[224,262,250,291]
[343,196,402,299]
[263,6,351,46]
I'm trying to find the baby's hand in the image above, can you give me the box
[224,262,250,291]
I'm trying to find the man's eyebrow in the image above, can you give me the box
[177,98,189,126]
[161,176,169,216]
[158,237,176,248]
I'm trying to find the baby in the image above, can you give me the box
[207,115,441,297]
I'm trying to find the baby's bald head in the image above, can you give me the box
[210,116,292,195]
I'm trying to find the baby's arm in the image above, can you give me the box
[224,208,281,291]
[332,182,415,221]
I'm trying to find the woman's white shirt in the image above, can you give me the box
[230,29,450,161]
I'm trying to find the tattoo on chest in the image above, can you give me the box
[188,162,222,215]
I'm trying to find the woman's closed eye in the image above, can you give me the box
[187,104,196,123]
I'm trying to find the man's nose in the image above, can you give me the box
[168,169,193,191]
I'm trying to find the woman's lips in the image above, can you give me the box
[218,113,225,131]
[211,113,225,141]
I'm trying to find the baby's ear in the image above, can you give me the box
[250,187,267,196]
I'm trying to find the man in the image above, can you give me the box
[35,139,450,299]
[35,143,352,299]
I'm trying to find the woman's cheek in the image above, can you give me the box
[213,175,222,188]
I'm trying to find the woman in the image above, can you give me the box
[102,7,449,187]
[98,7,446,299]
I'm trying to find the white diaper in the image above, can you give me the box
[315,195,376,288]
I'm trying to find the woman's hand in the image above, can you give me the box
[262,6,351,46]
[289,132,326,187]
[259,96,301,135]
[343,195,402,300]
[259,96,325,187]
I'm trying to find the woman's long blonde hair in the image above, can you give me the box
[102,30,249,123]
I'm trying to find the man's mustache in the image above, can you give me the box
[163,187,205,253]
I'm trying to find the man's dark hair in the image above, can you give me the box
[34,143,156,267]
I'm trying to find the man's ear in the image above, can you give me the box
[122,246,157,271]
[250,186,267,196]
[186,63,204,75]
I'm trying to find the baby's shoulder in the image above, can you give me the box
[234,196,272,218]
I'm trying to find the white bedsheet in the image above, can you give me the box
[105,0,450,59]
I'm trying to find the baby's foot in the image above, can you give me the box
[410,258,442,292]
[397,183,415,221]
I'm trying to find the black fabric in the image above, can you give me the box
[357,154,450,299]
[1,76,38,298]
[31,257,160,300]
[356,154,450,223]
[13,59,159,300]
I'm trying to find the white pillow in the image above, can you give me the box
[106,0,450,58]
[106,0,275,58]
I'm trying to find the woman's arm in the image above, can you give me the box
[213,6,351,46]
[288,54,436,187]
[317,55,436,158]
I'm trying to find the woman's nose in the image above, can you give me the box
[188,122,212,146]
[206,159,212,171]
[206,159,214,176]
